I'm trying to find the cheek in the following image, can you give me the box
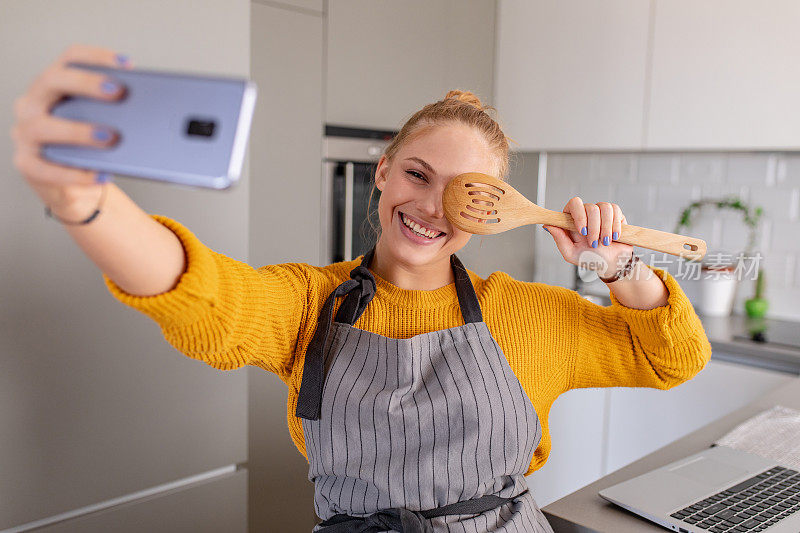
[449,227,472,245]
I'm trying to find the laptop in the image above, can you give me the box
[598,445,800,532]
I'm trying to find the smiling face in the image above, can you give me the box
[374,122,499,270]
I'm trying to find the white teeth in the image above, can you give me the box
[401,213,441,239]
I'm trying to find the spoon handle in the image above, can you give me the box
[535,210,706,260]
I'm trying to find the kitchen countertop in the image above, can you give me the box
[697,313,800,375]
[541,376,800,532]
[582,293,800,375]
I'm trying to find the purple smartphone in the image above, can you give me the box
[42,62,257,190]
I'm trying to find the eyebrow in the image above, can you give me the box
[404,157,436,175]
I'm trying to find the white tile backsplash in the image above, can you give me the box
[699,183,750,202]
[591,154,636,184]
[678,154,726,185]
[654,183,700,210]
[636,154,676,185]
[538,151,800,320]
[557,154,593,183]
[750,187,800,222]
[725,153,772,186]
[769,219,800,254]
[778,154,800,186]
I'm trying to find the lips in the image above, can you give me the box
[399,211,447,236]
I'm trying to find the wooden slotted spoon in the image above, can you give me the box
[443,173,707,261]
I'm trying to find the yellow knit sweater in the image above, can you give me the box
[103,214,712,476]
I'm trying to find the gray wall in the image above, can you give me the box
[1,1,250,530]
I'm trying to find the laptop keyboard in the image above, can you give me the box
[669,466,800,532]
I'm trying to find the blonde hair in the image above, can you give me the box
[363,90,516,244]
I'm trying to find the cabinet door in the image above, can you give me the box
[525,388,607,508]
[495,0,650,150]
[647,0,800,149]
[326,0,495,130]
[249,3,324,532]
[39,470,246,533]
[606,359,793,474]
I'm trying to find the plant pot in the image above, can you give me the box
[745,297,768,318]
[699,265,738,317]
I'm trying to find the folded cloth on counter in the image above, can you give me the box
[714,405,800,470]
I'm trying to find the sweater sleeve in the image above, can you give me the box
[570,264,712,390]
[102,214,308,379]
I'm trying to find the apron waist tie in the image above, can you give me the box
[315,488,529,533]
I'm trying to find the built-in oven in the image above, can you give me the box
[321,125,397,264]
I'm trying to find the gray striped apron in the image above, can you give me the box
[296,247,554,533]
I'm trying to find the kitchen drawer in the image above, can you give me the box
[36,469,246,533]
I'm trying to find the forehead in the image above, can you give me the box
[397,125,497,176]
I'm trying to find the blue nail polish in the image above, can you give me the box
[542,226,550,234]
[612,231,619,241]
[603,236,610,246]
[93,127,112,141]
[101,80,120,94]
[95,172,112,183]
[115,54,129,66]
[591,240,598,248]
[581,226,588,236]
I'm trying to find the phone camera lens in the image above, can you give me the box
[186,118,216,138]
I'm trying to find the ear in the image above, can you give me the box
[375,155,388,191]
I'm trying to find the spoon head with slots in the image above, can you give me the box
[443,172,543,235]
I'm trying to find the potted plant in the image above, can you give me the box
[674,197,764,317]
[745,268,768,318]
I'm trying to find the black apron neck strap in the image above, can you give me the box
[333,246,378,325]
[336,246,482,325]
[296,256,377,420]
[450,253,483,324]
[296,245,482,421]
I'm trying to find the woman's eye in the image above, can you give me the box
[406,170,426,181]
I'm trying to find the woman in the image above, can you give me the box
[13,45,713,532]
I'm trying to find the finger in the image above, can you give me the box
[597,202,614,246]
[26,45,132,115]
[13,143,104,187]
[56,43,133,70]
[27,68,127,118]
[543,225,577,262]
[585,203,601,248]
[612,204,624,241]
[565,196,586,241]
[16,113,119,148]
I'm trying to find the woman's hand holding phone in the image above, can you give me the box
[11,43,132,220]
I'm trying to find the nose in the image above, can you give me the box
[419,187,445,220]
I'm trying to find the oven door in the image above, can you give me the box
[327,160,381,263]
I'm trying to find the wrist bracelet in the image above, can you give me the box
[44,183,108,226]
[598,250,639,283]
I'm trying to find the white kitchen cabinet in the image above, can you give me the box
[605,358,793,475]
[525,388,607,508]
[529,358,793,508]
[646,0,800,150]
[495,0,650,151]
[326,0,495,131]
[496,1,800,151]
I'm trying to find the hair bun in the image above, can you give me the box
[444,90,485,111]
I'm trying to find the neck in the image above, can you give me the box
[370,239,455,290]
